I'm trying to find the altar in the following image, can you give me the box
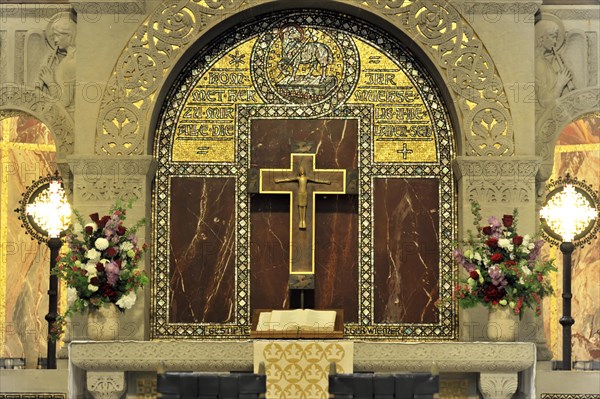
[69,341,535,399]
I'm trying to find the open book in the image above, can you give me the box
[256,309,337,333]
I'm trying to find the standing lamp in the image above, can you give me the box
[540,174,599,371]
[15,172,71,369]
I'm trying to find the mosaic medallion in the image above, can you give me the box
[252,23,359,112]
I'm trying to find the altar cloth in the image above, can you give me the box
[253,340,353,399]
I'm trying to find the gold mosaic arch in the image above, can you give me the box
[94,0,514,157]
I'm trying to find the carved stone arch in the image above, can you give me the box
[94,0,515,158]
[0,84,74,159]
[535,87,600,195]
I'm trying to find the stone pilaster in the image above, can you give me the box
[62,155,156,341]
[453,155,552,360]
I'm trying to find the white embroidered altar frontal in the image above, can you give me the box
[253,340,353,399]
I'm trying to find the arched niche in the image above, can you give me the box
[150,6,460,340]
[0,111,58,368]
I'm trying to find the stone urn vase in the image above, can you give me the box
[486,306,519,342]
[86,304,120,341]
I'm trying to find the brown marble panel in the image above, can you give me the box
[169,177,235,323]
[373,178,439,323]
[250,119,358,321]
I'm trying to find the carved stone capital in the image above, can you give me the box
[454,156,540,182]
[66,155,156,202]
[72,0,145,15]
[454,156,540,204]
[454,1,540,17]
[478,372,518,399]
[87,371,126,399]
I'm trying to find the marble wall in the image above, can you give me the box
[373,178,439,323]
[169,177,236,323]
[0,115,56,367]
[249,119,359,321]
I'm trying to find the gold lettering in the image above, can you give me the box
[191,89,226,102]
[365,72,397,85]
[205,107,234,119]
[208,72,247,85]
[182,106,202,119]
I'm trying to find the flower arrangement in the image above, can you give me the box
[452,202,556,317]
[51,200,149,340]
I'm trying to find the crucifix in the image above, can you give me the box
[259,153,346,308]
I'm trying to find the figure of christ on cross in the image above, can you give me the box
[259,153,346,275]
[275,165,330,230]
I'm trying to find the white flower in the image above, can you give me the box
[85,262,98,276]
[72,223,83,234]
[67,287,78,305]
[88,284,99,292]
[464,249,473,259]
[120,242,133,252]
[86,248,101,262]
[95,237,109,251]
[473,252,482,262]
[85,222,98,233]
[498,238,513,251]
[521,264,532,275]
[116,291,137,310]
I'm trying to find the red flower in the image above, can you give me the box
[512,235,523,246]
[85,225,94,235]
[504,260,516,268]
[98,215,110,229]
[96,263,105,272]
[90,213,100,223]
[105,246,118,258]
[485,238,498,248]
[537,274,543,282]
[116,225,126,236]
[469,271,479,280]
[90,276,100,286]
[483,286,505,303]
[491,253,504,263]
[482,226,493,235]
[502,214,514,228]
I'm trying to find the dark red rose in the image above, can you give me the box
[512,235,523,246]
[482,226,493,235]
[100,284,117,300]
[485,238,498,248]
[85,225,94,235]
[116,225,126,236]
[105,246,118,258]
[98,215,110,229]
[504,260,516,267]
[483,285,505,303]
[90,276,100,286]
[491,253,504,263]
[90,213,100,223]
[469,271,479,280]
[96,263,105,272]
[115,259,122,268]
[502,214,514,228]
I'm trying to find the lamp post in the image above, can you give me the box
[15,172,71,369]
[540,174,599,371]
